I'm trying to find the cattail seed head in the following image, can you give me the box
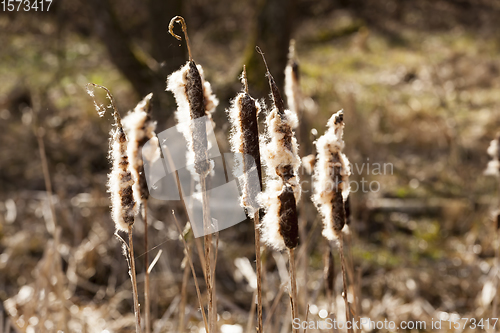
[260,180,299,250]
[263,107,301,200]
[122,93,156,205]
[278,184,299,249]
[227,67,262,215]
[109,126,138,231]
[167,60,219,177]
[87,83,138,232]
[312,110,351,241]
[257,47,301,251]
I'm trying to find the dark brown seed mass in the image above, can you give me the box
[331,164,346,235]
[278,184,299,249]
[185,60,210,175]
[239,93,262,188]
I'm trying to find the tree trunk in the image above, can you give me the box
[243,0,295,97]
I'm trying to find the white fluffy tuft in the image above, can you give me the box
[259,179,286,251]
[227,93,262,215]
[122,93,156,205]
[312,110,351,241]
[108,127,138,232]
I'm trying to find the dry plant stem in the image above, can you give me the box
[263,283,286,332]
[337,237,353,333]
[172,212,209,332]
[246,288,258,333]
[201,176,216,333]
[254,211,264,333]
[179,246,191,333]
[345,233,359,323]
[288,248,299,333]
[304,304,311,333]
[162,142,209,283]
[128,225,142,333]
[143,201,151,333]
[36,129,57,234]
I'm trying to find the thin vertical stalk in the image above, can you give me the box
[288,248,299,333]
[172,212,209,332]
[254,211,263,333]
[143,201,151,333]
[179,256,190,333]
[337,237,353,333]
[201,177,216,333]
[128,225,142,333]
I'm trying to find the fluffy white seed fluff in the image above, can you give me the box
[485,137,500,177]
[166,61,219,177]
[261,108,301,200]
[228,91,262,215]
[108,127,138,232]
[259,178,287,250]
[122,93,156,205]
[312,110,351,241]
[260,104,301,250]
[284,64,301,127]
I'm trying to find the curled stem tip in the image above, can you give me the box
[169,16,193,61]
[255,46,270,74]
[86,83,121,127]
[242,65,249,94]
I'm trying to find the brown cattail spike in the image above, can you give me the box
[185,61,210,175]
[227,67,263,213]
[256,46,286,117]
[123,93,156,203]
[87,83,138,232]
[344,196,351,226]
[169,16,192,61]
[239,92,262,189]
[312,110,351,241]
[278,184,299,249]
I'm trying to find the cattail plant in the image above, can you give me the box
[86,83,142,333]
[122,93,156,333]
[312,110,352,329]
[257,46,301,332]
[166,16,219,333]
[227,66,264,333]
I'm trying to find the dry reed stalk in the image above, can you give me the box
[123,93,156,333]
[143,201,151,333]
[263,282,286,332]
[312,110,353,332]
[172,212,209,332]
[227,66,264,333]
[245,288,258,333]
[167,16,219,332]
[86,83,142,333]
[179,257,190,333]
[31,91,58,235]
[256,47,301,333]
